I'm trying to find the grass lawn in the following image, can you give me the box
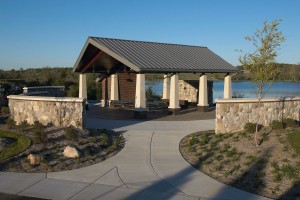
[0,130,31,161]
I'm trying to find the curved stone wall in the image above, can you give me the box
[8,95,86,128]
[216,97,300,133]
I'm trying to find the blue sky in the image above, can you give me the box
[0,0,299,70]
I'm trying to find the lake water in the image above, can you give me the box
[146,81,300,103]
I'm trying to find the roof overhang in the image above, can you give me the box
[73,38,140,73]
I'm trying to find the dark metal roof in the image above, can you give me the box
[73,37,237,73]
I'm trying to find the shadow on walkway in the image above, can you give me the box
[90,148,275,200]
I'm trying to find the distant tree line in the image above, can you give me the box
[233,64,300,81]
[0,67,102,100]
[0,63,299,101]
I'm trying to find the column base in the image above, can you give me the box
[168,108,180,115]
[162,99,169,106]
[197,106,209,112]
[134,108,148,119]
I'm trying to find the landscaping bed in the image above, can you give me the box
[0,120,124,172]
[180,123,300,199]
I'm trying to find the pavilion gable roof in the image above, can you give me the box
[73,37,237,73]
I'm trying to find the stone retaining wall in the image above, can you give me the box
[8,95,86,128]
[216,97,300,133]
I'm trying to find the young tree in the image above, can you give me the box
[239,19,285,146]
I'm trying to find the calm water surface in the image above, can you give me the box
[147,81,300,103]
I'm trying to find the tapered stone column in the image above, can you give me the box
[224,74,232,99]
[79,74,87,99]
[197,74,209,111]
[135,74,146,108]
[168,74,180,115]
[162,75,170,100]
[110,74,119,101]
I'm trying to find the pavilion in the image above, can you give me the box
[72,37,237,114]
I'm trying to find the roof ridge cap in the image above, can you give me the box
[90,36,208,48]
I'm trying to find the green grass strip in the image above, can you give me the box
[0,130,31,161]
[287,129,300,155]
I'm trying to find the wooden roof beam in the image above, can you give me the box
[81,51,103,73]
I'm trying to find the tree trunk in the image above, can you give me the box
[255,99,261,146]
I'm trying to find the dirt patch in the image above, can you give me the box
[180,128,300,200]
[0,124,125,172]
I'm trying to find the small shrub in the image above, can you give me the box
[270,120,284,130]
[214,164,223,171]
[244,122,256,133]
[32,122,47,144]
[245,155,257,165]
[5,118,15,129]
[283,118,298,128]
[33,130,47,144]
[281,164,298,179]
[32,121,45,132]
[199,134,209,146]
[0,107,9,114]
[99,133,111,147]
[271,161,280,170]
[225,148,237,158]
[273,173,282,182]
[189,135,198,146]
[64,126,78,141]
[19,120,29,133]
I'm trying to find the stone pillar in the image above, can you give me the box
[162,75,170,100]
[79,74,87,99]
[224,74,232,99]
[197,74,209,111]
[110,74,119,101]
[168,74,180,115]
[135,74,146,109]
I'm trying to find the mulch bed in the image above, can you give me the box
[0,123,125,172]
[180,128,300,200]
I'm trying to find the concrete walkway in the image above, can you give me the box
[0,117,270,200]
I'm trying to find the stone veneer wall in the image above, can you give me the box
[179,80,214,105]
[8,95,86,128]
[216,97,300,133]
[179,80,198,103]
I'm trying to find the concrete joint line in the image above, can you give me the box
[115,166,129,188]
[149,131,185,195]
[16,175,47,195]
[66,166,127,200]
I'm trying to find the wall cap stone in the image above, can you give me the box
[23,86,65,90]
[216,97,300,103]
[7,95,86,103]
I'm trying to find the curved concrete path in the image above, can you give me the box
[0,117,270,200]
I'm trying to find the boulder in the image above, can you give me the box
[27,154,41,165]
[63,146,79,158]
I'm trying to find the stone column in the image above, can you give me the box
[162,75,170,100]
[79,74,87,99]
[135,73,146,109]
[110,74,119,101]
[224,74,232,99]
[197,74,209,111]
[168,74,180,115]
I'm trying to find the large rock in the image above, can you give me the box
[27,154,41,165]
[63,146,79,158]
